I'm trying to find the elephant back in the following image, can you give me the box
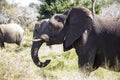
[0,23,24,43]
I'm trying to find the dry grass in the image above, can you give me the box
[0,31,120,80]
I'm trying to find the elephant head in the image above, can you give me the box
[31,7,93,68]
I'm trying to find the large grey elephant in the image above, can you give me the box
[0,23,24,48]
[31,7,120,75]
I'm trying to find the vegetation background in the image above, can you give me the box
[0,0,120,80]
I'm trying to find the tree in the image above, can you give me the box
[0,0,9,24]
[101,3,120,17]
[37,0,102,20]
[0,0,8,10]
[7,6,38,28]
[0,0,38,29]
[37,0,75,20]
[0,0,18,24]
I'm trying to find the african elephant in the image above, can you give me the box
[31,7,120,75]
[0,23,24,48]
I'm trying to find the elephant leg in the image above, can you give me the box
[16,39,22,47]
[76,46,97,76]
[93,52,102,70]
[16,41,21,47]
[0,43,2,48]
[0,42,5,49]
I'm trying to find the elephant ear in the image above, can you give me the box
[63,7,93,51]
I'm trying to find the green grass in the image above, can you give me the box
[0,31,120,80]
[42,49,78,71]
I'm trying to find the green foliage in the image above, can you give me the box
[37,0,119,20]
[37,0,75,20]
[42,49,78,71]
[37,0,102,20]
[81,0,101,14]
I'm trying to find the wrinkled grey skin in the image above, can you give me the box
[31,7,120,75]
[0,23,24,48]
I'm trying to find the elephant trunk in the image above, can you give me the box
[31,41,51,67]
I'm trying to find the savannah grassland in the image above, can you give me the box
[0,28,120,80]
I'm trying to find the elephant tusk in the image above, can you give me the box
[23,38,42,42]
[32,39,42,42]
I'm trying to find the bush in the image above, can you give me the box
[37,0,101,20]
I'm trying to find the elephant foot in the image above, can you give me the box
[0,46,5,49]
[78,65,94,77]
[0,45,5,49]
[16,41,22,47]
[79,70,90,78]
[0,43,5,49]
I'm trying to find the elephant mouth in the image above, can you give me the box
[46,39,54,46]
[46,37,63,46]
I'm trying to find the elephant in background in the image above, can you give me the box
[31,6,120,75]
[0,23,24,48]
